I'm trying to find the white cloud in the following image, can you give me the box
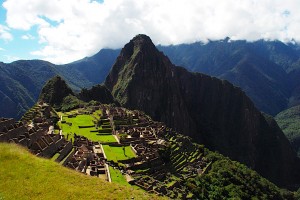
[21,34,35,40]
[3,54,20,62]
[3,0,300,64]
[0,24,13,41]
[0,47,5,51]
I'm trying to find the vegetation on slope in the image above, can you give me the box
[187,152,295,199]
[275,105,300,156]
[39,76,74,108]
[160,132,296,199]
[60,95,86,112]
[78,84,117,105]
[0,143,163,200]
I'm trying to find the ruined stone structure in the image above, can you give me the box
[0,117,73,159]
[99,105,205,198]
[65,135,109,181]
[0,102,208,198]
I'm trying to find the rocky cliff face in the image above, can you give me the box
[105,34,300,188]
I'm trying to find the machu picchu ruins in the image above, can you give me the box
[0,102,211,199]
[2,95,294,199]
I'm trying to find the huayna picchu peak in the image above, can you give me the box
[105,34,300,188]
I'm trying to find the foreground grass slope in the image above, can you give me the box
[0,143,163,200]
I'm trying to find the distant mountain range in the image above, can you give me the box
[1,37,300,119]
[0,49,119,119]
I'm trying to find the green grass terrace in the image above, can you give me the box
[57,110,136,160]
[57,111,117,143]
[103,145,136,162]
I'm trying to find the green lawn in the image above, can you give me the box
[58,114,116,142]
[103,145,136,162]
[109,166,130,186]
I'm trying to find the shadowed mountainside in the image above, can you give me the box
[105,34,300,188]
[158,40,300,115]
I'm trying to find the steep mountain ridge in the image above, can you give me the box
[105,34,300,188]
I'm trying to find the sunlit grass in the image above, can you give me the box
[57,113,116,143]
[0,143,164,200]
[109,166,130,186]
[103,145,136,162]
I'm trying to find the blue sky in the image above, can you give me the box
[0,0,300,64]
[0,1,39,62]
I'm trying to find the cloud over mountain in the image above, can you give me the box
[2,0,300,63]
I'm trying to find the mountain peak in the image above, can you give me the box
[130,34,154,47]
[131,34,153,43]
[105,34,172,102]
[39,75,74,107]
[121,34,157,59]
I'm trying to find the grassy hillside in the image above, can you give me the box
[275,105,300,156]
[0,143,163,200]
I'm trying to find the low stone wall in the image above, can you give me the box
[27,129,44,146]
[62,149,75,166]
[0,118,15,131]
[6,126,27,141]
[39,137,65,158]
[0,132,7,142]
[78,125,94,128]
[56,142,73,162]
[100,142,119,145]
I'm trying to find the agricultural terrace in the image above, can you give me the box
[57,108,136,163]
[103,145,136,162]
[57,110,116,143]
[109,166,131,186]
